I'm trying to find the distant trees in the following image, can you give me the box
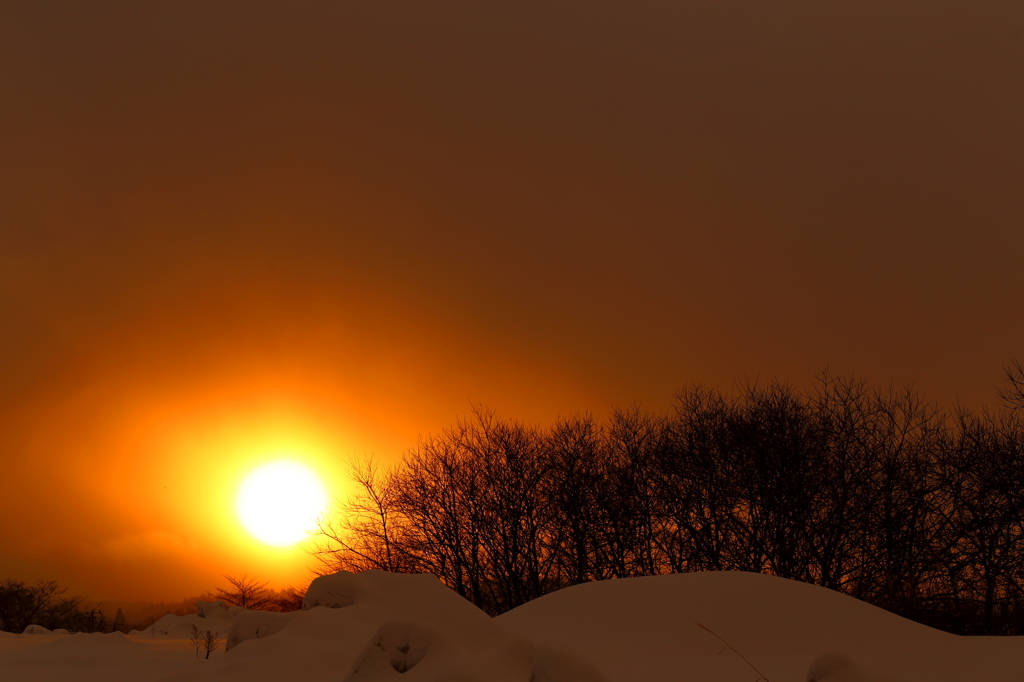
[112,608,128,633]
[0,580,76,632]
[269,586,306,612]
[0,576,304,635]
[0,580,109,633]
[314,370,1024,635]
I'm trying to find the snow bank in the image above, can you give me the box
[225,610,295,651]
[302,571,356,608]
[299,569,507,650]
[195,599,230,618]
[0,630,198,682]
[2,570,1023,682]
[163,569,604,682]
[496,571,1024,682]
[132,601,236,639]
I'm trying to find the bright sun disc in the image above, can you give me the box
[236,461,328,546]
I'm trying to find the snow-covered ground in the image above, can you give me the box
[1,570,1021,681]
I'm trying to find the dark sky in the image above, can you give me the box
[1,1,1022,601]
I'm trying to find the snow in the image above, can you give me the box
[225,610,294,651]
[195,600,230,619]
[129,599,235,640]
[497,571,1024,682]
[0,631,203,682]
[1,570,1022,681]
[22,624,51,634]
[806,652,897,682]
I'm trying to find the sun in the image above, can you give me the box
[236,460,329,546]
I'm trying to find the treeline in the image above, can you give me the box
[315,368,1024,635]
[0,576,306,635]
[0,580,112,633]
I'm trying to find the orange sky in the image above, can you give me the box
[1,1,1022,603]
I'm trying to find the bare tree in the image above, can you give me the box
[189,622,219,658]
[397,424,488,608]
[313,456,413,575]
[203,629,219,659]
[215,574,273,610]
[998,359,1024,411]
[657,386,740,574]
[469,412,554,612]
[0,580,86,633]
[934,409,1024,634]
[189,623,202,658]
[853,386,945,624]
[545,414,607,586]
[598,405,667,579]
[269,586,306,612]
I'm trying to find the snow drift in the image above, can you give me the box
[129,599,236,639]
[1,570,1022,681]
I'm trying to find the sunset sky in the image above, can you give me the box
[1,1,1022,604]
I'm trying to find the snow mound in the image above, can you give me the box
[300,570,507,650]
[137,604,236,639]
[226,610,295,651]
[196,599,230,618]
[302,571,356,608]
[32,631,139,654]
[496,571,1023,682]
[4,571,1024,682]
[22,624,50,634]
[161,570,593,682]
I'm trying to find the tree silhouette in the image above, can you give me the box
[203,629,219,658]
[998,359,1024,410]
[214,574,272,610]
[312,369,1024,633]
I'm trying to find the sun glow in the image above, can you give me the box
[236,460,328,546]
